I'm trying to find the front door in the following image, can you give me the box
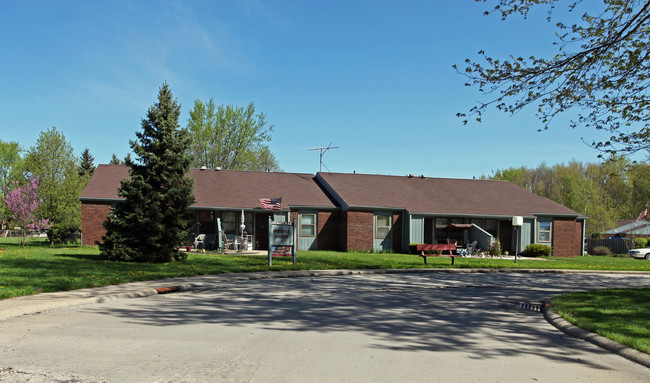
[499,220,513,254]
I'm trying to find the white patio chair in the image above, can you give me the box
[466,241,478,256]
[194,234,206,249]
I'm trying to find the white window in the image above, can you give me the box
[300,213,316,237]
[538,220,552,243]
[375,214,392,239]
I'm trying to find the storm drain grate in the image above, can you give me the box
[517,302,543,312]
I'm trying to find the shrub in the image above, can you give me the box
[590,246,613,256]
[488,239,502,256]
[523,243,552,257]
[409,243,420,254]
[634,238,648,249]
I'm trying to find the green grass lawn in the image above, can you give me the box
[552,288,650,354]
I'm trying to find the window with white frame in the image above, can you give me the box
[538,220,552,243]
[375,214,392,239]
[300,213,316,237]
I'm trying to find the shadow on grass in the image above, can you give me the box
[52,252,106,261]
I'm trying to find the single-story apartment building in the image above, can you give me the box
[80,165,586,256]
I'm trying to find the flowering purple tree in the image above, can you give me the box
[3,177,51,246]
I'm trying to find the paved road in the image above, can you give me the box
[1,272,650,382]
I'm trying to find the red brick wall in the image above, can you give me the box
[336,210,403,252]
[317,211,341,251]
[340,211,349,250]
[289,211,298,227]
[553,218,584,257]
[81,202,111,245]
[345,210,374,251]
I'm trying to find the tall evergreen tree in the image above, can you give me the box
[79,148,95,177]
[100,84,195,262]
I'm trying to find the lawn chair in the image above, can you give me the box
[194,234,206,250]
[466,240,478,256]
[221,233,233,252]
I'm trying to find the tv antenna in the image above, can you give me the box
[309,142,338,172]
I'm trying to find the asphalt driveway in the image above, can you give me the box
[1,271,649,382]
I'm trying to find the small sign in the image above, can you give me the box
[271,224,293,246]
[271,246,293,257]
[268,218,297,265]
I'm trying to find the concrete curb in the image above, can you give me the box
[543,301,650,369]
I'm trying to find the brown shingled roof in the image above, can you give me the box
[317,172,581,218]
[81,165,337,209]
[82,166,581,218]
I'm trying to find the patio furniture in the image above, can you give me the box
[221,234,233,251]
[466,240,478,255]
[416,244,460,265]
[194,234,206,249]
[235,235,253,251]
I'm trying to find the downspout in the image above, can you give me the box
[403,209,409,253]
[581,218,587,256]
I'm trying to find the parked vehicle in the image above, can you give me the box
[628,248,650,260]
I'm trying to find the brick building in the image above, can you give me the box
[80,165,586,256]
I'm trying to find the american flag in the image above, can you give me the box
[637,208,648,222]
[258,197,282,211]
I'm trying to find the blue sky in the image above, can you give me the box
[0,0,611,179]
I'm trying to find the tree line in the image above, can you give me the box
[486,156,650,236]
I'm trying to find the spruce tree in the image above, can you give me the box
[100,84,195,262]
[79,148,95,176]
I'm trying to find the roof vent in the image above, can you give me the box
[215,167,221,171]
[419,175,426,179]
[200,166,207,171]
